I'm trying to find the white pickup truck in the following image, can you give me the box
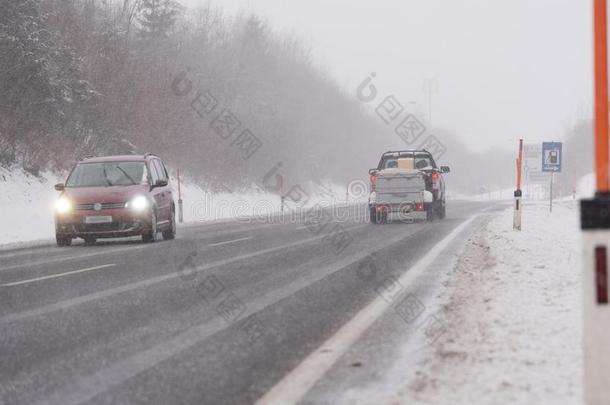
[368,150,449,223]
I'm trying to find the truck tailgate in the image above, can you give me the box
[376,172,425,205]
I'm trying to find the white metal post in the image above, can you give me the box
[581,227,610,405]
[513,190,522,231]
[584,1,610,402]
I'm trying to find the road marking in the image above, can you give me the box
[208,236,253,247]
[0,222,287,271]
[255,214,479,405]
[0,223,370,324]
[0,264,117,288]
[0,246,144,272]
[29,223,424,405]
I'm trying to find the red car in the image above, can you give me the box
[54,154,176,246]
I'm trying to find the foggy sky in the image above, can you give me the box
[183,0,592,153]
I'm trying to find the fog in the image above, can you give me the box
[189,0,592,151]
[0,0,594,195]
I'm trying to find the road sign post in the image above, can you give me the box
[548,165,553,213]
[541,142,562,212]
[582,1,610,404]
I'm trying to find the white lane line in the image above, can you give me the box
[0,264,117,288]
[30,223,419,405]
[0,245,145,272]
[0,223,370,324]
[208,236,253,247]
[295,221,364,231]
[255,214,479,405]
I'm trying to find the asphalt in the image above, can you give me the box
[0,200,503,405]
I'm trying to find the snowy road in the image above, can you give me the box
[0,200,501,405]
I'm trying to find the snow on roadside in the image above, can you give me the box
[173,175,358,224]
[394,200,582,405]
[0,167,60,247]
[576,172,594,199]
[0,167,363,246]
[451,187,514,201]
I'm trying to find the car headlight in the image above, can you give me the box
[55,197,72,214]
[126,195,149,211]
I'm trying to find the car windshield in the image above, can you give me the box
[66,162,146,187]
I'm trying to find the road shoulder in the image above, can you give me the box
[393,200,582,405]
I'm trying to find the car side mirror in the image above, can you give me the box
[368,168,378,175]
[153,179,168,188]
[54,183,65,191]
[440,166,450,173]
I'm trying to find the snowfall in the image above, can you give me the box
[391,199,582,405]
[0,167,360,247]
[0,167,590,404]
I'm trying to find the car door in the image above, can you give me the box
[152,159,171,224]
[147,159,164,224]
[157,159,173,222]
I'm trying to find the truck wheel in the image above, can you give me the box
[381,212,388,224]
[439,201,447,219]
[369,207,378,224]
[426,207,435,221]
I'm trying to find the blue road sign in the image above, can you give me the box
[542,142,562,172]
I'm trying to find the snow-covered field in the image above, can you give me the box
[0,167,60,247]
[0,167,361,246]
[396,199,582,404]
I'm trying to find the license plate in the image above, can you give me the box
[84,216,112,224]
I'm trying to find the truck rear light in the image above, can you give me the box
[376,204,388,212]
[370,174,377,191]
[415,203,424,211]
[431,172,440,190]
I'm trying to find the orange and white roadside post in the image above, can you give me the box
[513,139,523,231]
[582,1,610,403]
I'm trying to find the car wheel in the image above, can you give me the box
[162,209,176,240]
[83,236,96,246]
[142,210,158,243]
[56,234,72,247]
